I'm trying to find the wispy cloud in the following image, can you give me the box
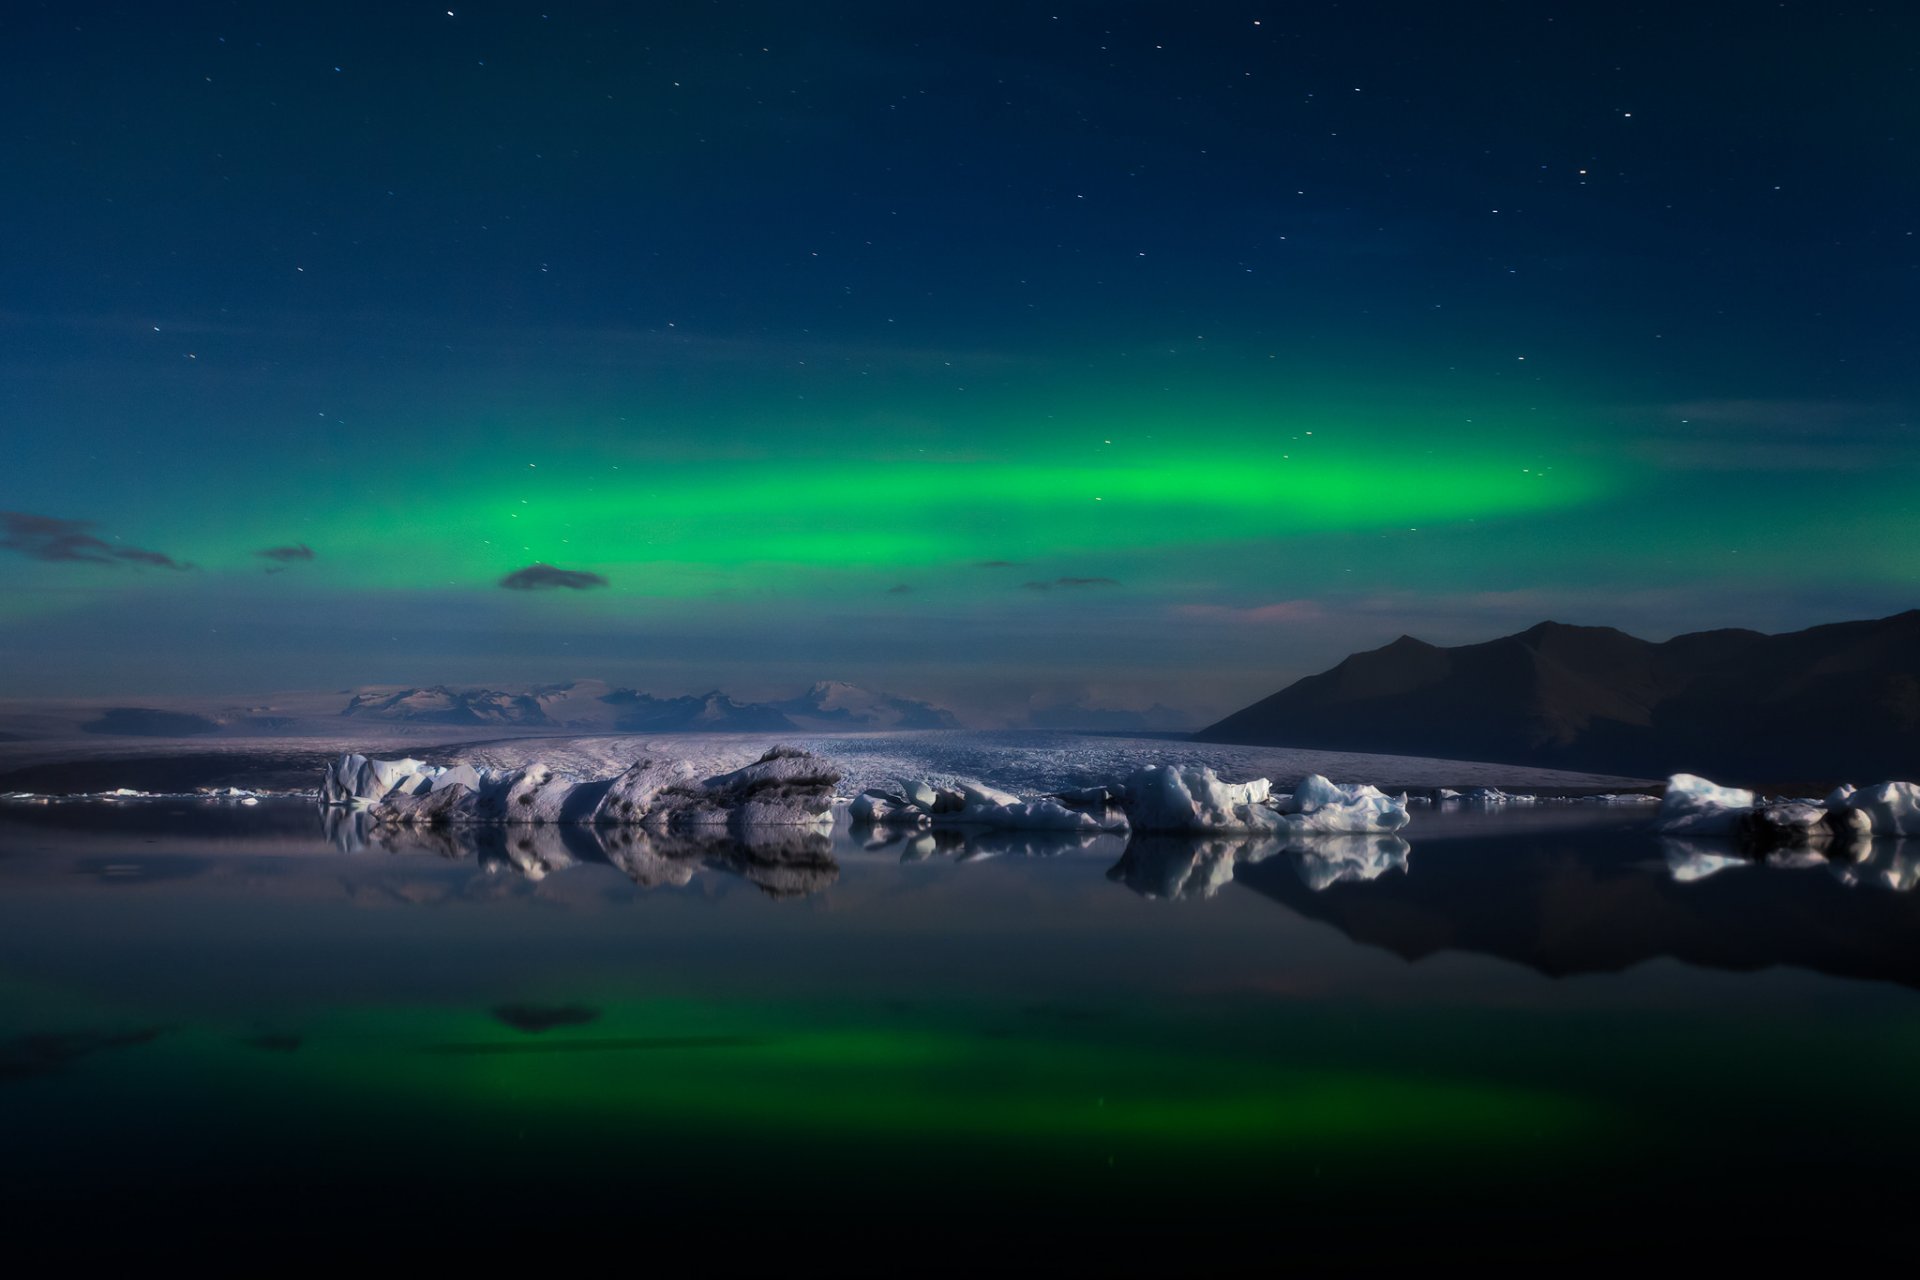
[0,511,194,571]
[885,583,914,595]
[974,559,1023,568]
[256,544,315,562]
[1021,575,1121,591]
[499,563,609,591]
[1023,576,1120,591]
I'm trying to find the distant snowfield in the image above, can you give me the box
[445,730,1655,797]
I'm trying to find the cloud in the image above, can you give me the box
[1023,576,1120,591]
[499,563,610,591]
[0,511,194,570]
[885,583,914,595]
[256,544,315,562]
[974,559,1023,568]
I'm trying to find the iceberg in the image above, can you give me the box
[1124,765,1283,833]
[1655,773,1920,845]
[847,777,1127,833]
[849,766,1409,836]
[335,747,840,833]
[1843,781,1920,836]
[1276,774,1412,833]
[321,753,445,807]
[1654,774,1756,835]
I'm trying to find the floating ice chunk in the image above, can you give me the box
[1654,774,1755,835]
[698,747,841,827]
[1722,799,1838,852]
[1825,783,1857,809]
[322,753,445,807]
[591,757,697,825]
[369,781,474,826]
[1124,765,1283,833]
[1277,774,1412,833]
[351,746,838,830]
[1839,781,1920,836]
[851,776,1125,832]
[430,763,486,794]
[946,779,1123,831]
[850,789,930,828]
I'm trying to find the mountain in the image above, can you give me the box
[773,681,961,730]
[340,686,552,726]
[339,680,960,733]
[1197,610,1920,783]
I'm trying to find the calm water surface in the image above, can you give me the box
[1,799,1915,1267]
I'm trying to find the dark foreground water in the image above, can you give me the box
[1,800,1916,1269]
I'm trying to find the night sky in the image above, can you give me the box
[2,1,1915,722]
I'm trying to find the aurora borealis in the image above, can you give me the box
[3,2,1915,719]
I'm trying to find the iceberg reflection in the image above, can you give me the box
[1108,831,1411,901]
[321,810,837,898]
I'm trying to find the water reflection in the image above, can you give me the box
[858,824,1124,863]
[1237,829,1920,990]
[1108,832,1411,900]
[5,798,1918,990]
[323,809,838,898]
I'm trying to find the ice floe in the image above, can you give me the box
[846,765,1410,836]
[1653,773,1920,845]
[847,777,1128,834]
[325,746,840,834]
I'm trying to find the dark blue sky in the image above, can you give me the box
[2,1,1915,722]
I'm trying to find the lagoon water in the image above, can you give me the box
[2,799,1915,1266]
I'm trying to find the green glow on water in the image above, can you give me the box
[231,999,1599,1158]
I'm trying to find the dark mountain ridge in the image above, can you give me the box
[1198,610,1920,784]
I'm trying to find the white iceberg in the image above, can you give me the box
[340,746,839,831]
[848,777,1127,833]
[1654,774,1756,835]
[1842,781,1920,836]
[1277,774,1413,833]
[1655,773,1920,843]
[321,753,447,807]
[1125,765,1285,833]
